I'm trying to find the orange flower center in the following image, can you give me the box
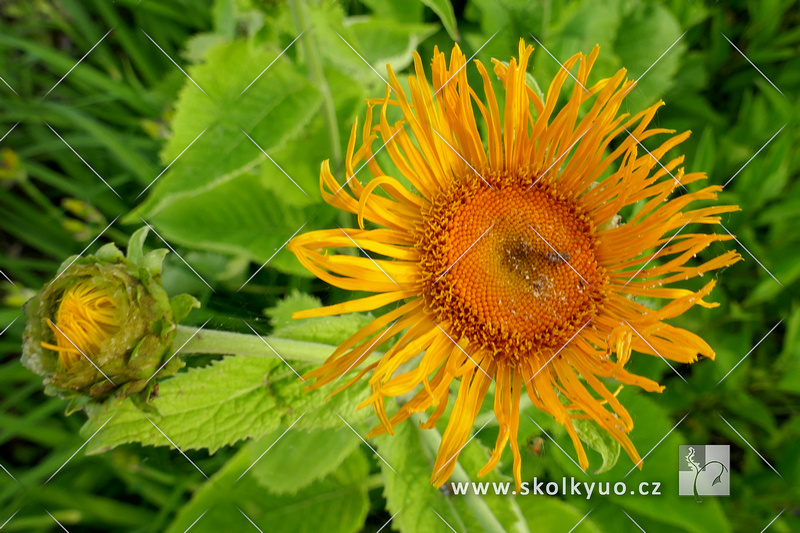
[419,172,608,363]
[41,282,120,369]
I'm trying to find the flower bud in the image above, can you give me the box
[22,227,199,409]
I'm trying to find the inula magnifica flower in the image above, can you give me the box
[289,40,741,489]
[23,228,198,407]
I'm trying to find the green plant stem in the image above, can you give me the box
[174,325,331,363]
[173,325,383,365]
[289,0,342,173]
[412,414,530,533]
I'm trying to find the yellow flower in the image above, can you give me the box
[41,281,120,369]
[288,39,741,489]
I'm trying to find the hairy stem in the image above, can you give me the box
[174,325,382,365]
[174,325,333,363]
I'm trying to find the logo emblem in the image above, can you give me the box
[679,445,730,501]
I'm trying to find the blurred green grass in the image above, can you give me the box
[1,0,798,531]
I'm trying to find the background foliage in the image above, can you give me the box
[1,0,798,531]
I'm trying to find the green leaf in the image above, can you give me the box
[573,418,621,474]
[375,422,474,533]
[266,291,323,326]
[517,498,601,533]
[256,68,360,209]
[165,446,369,533]
[360,0,425,22]
[745,255,800,304]
[375,420,529,533]
[420,0,460,41]
[81,354,281,454]
[265,290,375,346]
[452,429,534,533]
[136,39,321,217]
[168,294,201,323]
[248,426,361,494]
[211,0,237,39]
[126,227,150,265]
[613,3,686,104]
[139,169,319,277]
[734,125,791,208]
[129,39,324,275]
[541,0,622,79]
[692,126,717,175]
[141,249,169,276]
[599,391,731,533]
[80,352,370,453]
[777,365,800,394]
[777,307,800,367]
[266,360,373,432]
[307,6,437,85]
[347,17,438,79]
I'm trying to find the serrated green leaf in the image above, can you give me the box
[128,39,325,276]
[257,68,361,208]
[249,426,361,494]
[80,353,370,453]
[375,422,473,533]
[267,360,373,431]
[141,169,318,277]
[82,354,282,454]
[165,446,369,533]
[134,39,322,219]
[265,290,376,346]
[266,290,323,327]
[573,417,621,474]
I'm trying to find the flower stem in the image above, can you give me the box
[174,325,334,363]
[412,414,530,533]
[288,0,342,173]
[174,325,384,365]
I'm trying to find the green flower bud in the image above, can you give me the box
[22,227,199,409]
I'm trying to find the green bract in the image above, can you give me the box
[22,227,199,411]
